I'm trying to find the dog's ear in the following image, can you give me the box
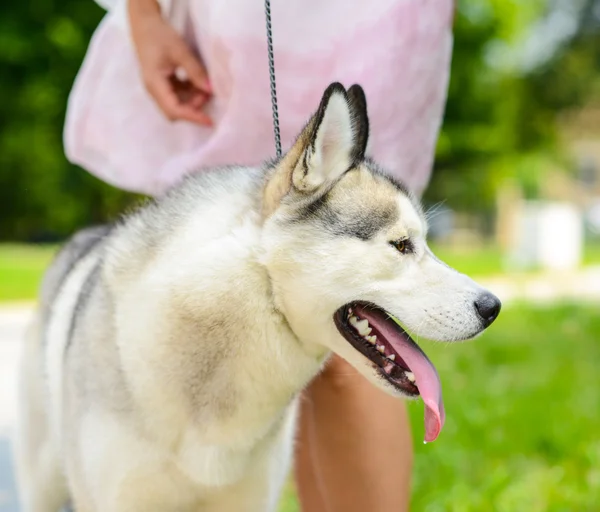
[262,83,369,218]
[291,83,369,193]
[346,84,369,161]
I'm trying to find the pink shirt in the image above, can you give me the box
[64,0,454,196]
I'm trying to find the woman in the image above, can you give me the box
[65,0,454,509]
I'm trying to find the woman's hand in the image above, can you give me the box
[128,0,213,125]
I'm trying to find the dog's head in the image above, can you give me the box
[261,83,501,442]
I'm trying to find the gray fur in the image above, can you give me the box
[292,165,400,240]
[39,225,112,329]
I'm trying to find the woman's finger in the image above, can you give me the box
[148,75,212,125]
[171,41,211,94]
[190,91,210,109]
[146,74,182,121]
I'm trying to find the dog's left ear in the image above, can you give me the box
[291,83,369,193]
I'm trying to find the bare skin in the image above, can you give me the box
[295,355,413,512]
[127,0,414,509]
[128,0,213,125]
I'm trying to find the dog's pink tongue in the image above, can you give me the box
[356,308,446,442]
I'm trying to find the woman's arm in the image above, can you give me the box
[127,0,213,125]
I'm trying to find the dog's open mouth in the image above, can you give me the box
[334,301,446,442]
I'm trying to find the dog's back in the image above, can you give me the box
[14,225,112,512]
[13,169,297,512]
[39,225,112,319]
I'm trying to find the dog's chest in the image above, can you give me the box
[174,398,300,491]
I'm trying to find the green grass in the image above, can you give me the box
[430,243,505,277]
[431,241,600,277]
[278,483,301,512]
[276,304,600,511]
[0,244,57,302]
[407,303,600,511]
[583,241,600,266]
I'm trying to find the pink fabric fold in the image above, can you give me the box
[65,0,453,197]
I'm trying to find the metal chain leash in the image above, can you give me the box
[264,0,282,158]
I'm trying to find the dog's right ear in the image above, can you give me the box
[263,83,369,218]
[290,83,369,194]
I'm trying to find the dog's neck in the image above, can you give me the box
[204,300,327,446]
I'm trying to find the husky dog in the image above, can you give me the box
[14,83,500,512]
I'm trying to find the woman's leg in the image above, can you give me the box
[294,354,413,512]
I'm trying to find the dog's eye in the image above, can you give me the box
[390,239,412,254]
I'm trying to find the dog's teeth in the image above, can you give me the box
[366,335,377,344]
[387,354,396,361]
[405,371,416,383]
[354,319,371,336]
[377,345,386,354]
[348,307,353,314]
[349,316,359,327]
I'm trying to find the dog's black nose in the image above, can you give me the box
[474,293,501,327]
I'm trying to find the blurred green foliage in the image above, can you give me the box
[426,0,600,213]
[0,0,599,240]
[0,0,134,241]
